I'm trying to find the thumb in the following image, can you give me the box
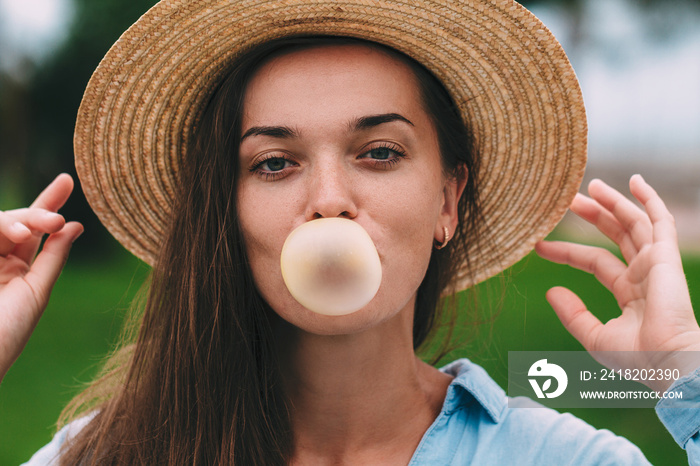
[23,222,83,310]
[546,286,603,352]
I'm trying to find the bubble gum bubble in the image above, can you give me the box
[280,218,382,316]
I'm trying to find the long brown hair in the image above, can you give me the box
[59,36,480,465]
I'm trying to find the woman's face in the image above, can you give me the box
[237,43,462,335]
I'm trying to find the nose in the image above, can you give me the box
[304,160,358,221]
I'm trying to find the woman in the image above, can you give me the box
[3,0,700,464]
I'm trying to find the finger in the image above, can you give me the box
[29,173,74,212]
[0,209,66,260]
[629,174,679,246]
[535,240,627,293]
[22,222,83,310]
[569,193,637,262]
[12,214,68,265]
[546,287,604,352]
[0,212,33,255]
[0,208,66,234]
[587,179,653,252]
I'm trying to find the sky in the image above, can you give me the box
[0,0,74,79]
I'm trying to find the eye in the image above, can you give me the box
[367,147,393,160]
[359,143,407,169]
[250,154,296,180]
[260,157,290,172]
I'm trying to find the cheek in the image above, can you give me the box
[236,187,293,304]
[238,181,300,254]
[373,176,443,301]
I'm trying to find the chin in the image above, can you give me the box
[273,294,411,337]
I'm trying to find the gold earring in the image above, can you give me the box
[434,226,450,250]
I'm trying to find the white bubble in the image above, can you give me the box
[280,218,382,316]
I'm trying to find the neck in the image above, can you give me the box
[275,301,452,464]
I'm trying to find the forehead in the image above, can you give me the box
[242,43,424,122]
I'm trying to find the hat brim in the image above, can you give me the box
[74,0,587,291]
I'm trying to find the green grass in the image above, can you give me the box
[1,247,698,465]
[0,252,150,465]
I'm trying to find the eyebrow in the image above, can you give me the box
[240,113,414,142]
[350,113,414,131]
[241,125,299,142]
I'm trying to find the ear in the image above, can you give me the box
[435,164,468,243]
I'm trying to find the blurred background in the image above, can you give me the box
[0,0,698,464]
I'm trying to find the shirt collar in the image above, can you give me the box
[440,358,506,423]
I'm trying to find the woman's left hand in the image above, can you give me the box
[535,174,700,391]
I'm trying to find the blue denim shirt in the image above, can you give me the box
[407,359,700,465]
[24,358,700,465]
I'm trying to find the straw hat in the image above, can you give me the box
[74,0,587,291]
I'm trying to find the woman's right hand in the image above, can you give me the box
[0,174,83,383]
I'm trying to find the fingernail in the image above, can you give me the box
[11,222,31,235]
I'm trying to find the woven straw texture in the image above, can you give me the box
[74,0,587,291]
